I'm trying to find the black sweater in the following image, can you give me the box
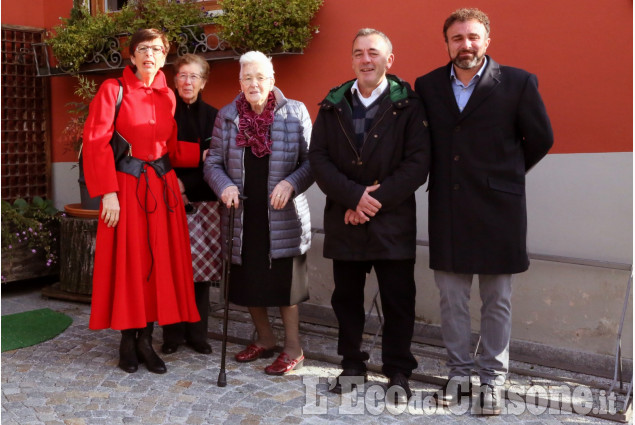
[173,91,218,202]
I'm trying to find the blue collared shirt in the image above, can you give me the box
[450,57,488,112]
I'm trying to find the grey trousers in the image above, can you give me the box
[434,270,512,386]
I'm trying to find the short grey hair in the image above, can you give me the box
[352,28,393,54]
[239,51,274,78]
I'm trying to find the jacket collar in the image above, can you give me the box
[225,86,288,122]
[460,56,500,119]
[174,88,209,141]
[122,65,170,94]
[443,56,501,121]
[322,74,410,108]
[174,88,202,109]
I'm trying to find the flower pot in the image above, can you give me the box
[1,243,60,283]
[59,204,98,295]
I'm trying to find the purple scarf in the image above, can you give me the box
[235,92,276,157]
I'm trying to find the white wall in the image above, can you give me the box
[526,152,632,265]
[51,162,81,211]
[306,152,633,266]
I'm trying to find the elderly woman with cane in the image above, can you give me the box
[204,51,313,375]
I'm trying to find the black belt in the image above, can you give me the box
[115,154,178,281]
[115,154,172,178]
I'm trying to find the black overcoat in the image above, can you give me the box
[414,57,553,274]
[309,75,430,261]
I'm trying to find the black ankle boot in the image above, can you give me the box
[118,329,139,373]
[186,282,212,354]
[137,322,167,374]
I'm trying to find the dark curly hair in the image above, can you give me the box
[443,8,490,42]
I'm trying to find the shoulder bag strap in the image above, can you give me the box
[77,79,125,161]
[113,79,123,125]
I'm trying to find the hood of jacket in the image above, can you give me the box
[321,74,411,107]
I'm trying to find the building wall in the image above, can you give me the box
[2,0,632,361]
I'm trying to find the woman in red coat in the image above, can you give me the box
[82,28,201,374]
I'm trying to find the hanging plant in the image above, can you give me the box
[47,3,118,72]
[216,0,323,53]
[47,0,213,73]
[115,0,213,49]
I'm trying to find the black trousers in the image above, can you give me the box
[332,259,418,378]
[163,281,210,344]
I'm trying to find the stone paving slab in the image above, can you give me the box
[1,286,629,424]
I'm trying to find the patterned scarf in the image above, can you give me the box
[235,92,276,157]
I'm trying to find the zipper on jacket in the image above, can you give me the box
[268,149,273,269]
[335,103,394,166]
[237,145,245,262]
[335,109,363,165]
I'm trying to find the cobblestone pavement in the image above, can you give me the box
[1,284,630,425]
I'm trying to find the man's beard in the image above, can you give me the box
[452,50,483,70]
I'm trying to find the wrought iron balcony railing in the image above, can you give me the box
[32,23,300,77]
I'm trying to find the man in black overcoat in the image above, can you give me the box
[414,8,553,415]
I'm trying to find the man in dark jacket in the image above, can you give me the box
[309,28,430,404]
[414,8,553,415]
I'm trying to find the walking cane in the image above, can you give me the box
[217,200,236,387]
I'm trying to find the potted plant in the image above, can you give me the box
[215,0,323,53]
[1,197,61,283]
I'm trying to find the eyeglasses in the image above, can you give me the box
[135,45,165,55]
[176,73,203,82]
[240,76,271,84]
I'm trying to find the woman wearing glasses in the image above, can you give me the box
[204,51,313,375]
[82,29,201,374]
[161,54,219,356]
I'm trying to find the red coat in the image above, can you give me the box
[83,66,201,330]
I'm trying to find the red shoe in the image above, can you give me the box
[265,352,304,375]
[235,344,275,363]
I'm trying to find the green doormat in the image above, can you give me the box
[1,308,73,352]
